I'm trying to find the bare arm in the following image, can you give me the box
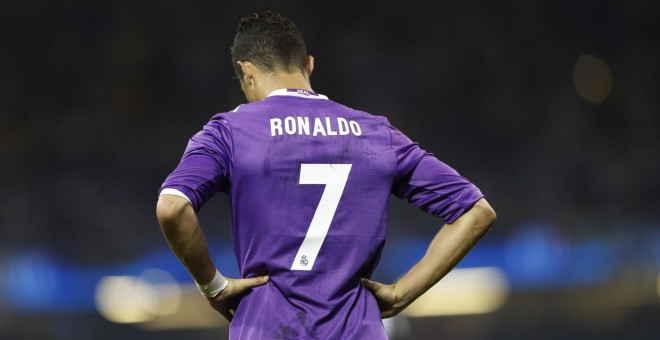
[156,194,217,283]
[362,198,496,318]
[156,194,268,321]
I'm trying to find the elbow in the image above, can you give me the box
[484,205,497,229]
[156,195,188,228]
[474,199,496,232]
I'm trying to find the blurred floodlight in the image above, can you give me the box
[139,268,182,316]
[403,267,509,317]
[139,284,226,330]
[95,276,158,323]
[573,54,613,104]
[657,272,660,301]
[95,269,182,323]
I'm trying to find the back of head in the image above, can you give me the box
[231,11,308,78]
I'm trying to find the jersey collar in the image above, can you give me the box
[267,88,329,100]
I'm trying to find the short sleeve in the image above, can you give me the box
[389,124,484,223]
[159,114,233,211]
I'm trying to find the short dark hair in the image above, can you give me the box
[231,11,308,78]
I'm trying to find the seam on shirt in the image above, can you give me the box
[220,115,235,180]
[401,182,482,221]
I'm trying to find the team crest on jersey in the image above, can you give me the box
[300,255,309,266]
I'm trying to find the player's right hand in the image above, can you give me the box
[207,275,270,322]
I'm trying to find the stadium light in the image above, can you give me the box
[573,54,613,104]
[403,267,509,317]
[94,269,182,324]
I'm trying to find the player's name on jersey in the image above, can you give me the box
[270,116,362,137]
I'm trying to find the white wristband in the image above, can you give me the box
[195,269,229,298]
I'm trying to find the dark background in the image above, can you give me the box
[1,0,659,339]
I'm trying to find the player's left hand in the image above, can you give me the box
[361,278,406,319]
[207,275,269,321]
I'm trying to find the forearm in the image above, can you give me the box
[395,198,496,307]
[156,195,217,284]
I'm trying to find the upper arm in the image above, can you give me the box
[159,115,233,211]
[449,198,496,231]
[394,154,485,223]
[388,123,485,223]
[156,194,194,226]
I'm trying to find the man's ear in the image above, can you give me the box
[306,55,315,77]
[236,61,254,86]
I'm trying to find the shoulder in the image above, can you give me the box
[193,110,236,143]
[343,105,394,133]
[202,112,232,132]
[327,100,391,123]
[216,101,268,121]
[204,100,275,135]
[206,101,256,127]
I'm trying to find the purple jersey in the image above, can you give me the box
[160,89,483,339]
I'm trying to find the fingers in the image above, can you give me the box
[222,276,269,297]
[218,308,233,322]
[238,275,270,289]
[360,278,381,293]
[381,310,397,319]
[210,275,269,322]
[361,278,399,318]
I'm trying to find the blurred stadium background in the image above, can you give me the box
[1,0,659,339]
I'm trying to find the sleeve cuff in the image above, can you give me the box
[159,188,193,206]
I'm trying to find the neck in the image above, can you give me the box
[258,71,313,100]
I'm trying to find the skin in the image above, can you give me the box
[157,194,267,321]
[156,57,316,321]
[236,55,315,103]
[157,56,497,321]
[361,198,496,318]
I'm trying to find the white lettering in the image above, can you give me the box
[337,118,349,135]
[350,121,362,136]
[270,116,361,137]
[284,117,296,135]
[270,118,283,136]
[297,116,310,135]
[325,117,337,136]
[313,118,327,136]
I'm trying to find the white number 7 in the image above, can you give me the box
[290,164,352,271]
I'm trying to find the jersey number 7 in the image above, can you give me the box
[290,164,352,271]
